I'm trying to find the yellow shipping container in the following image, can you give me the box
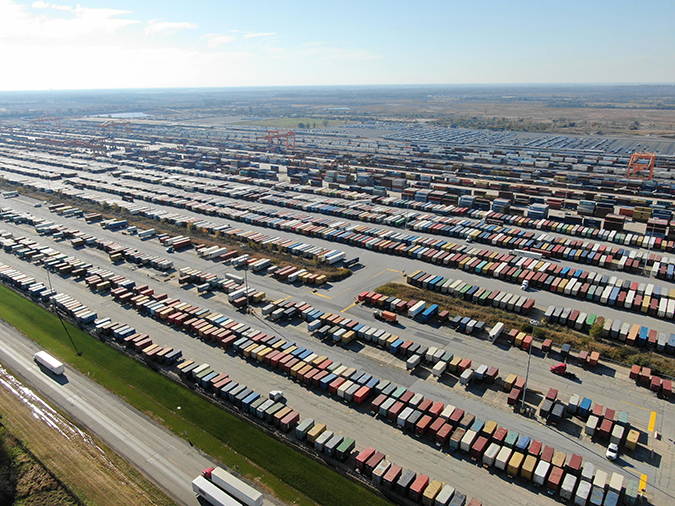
[504,373,517,391]
[507,452,525,478]
[521,454,538,480]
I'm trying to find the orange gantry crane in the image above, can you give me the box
[626,152,656,180]
[264,129,296,149]
[29,116,61,129]
[100,120,132,138]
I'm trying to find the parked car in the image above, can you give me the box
[606,443,619,461]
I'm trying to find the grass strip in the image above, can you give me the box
[375,282,675,377]
[0,284,391,506]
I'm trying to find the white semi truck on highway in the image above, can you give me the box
[197,466,263,506]
[33,351,64,375]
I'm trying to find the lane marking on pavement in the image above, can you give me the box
[372,269,387,278]
[620,400,651,411]
[314,293,332,299]
[648,411,657,432]
[341,302,357,313]
[331,288,351,299]
[278,295,292,302]
[639,474,647,493]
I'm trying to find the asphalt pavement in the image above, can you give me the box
[0,320,212,506]
[0,197,673,505]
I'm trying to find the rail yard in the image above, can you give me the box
[0,116,674,506]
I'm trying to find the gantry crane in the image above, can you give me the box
[626,152,656,180]
[264,130,296,150]
[100,120,132,139]
[29,116,61,129]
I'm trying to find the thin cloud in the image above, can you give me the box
[1,1,139,39]
[31,1,86,11]
[145,19,197,36]
[205,33,236,48]
[243,32,275,39]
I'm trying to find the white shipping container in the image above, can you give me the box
[534,460,551,486]
[495,446,512,471]
[482,443,500,467]
[561,474,577,501]
[207,467,263,506]
[33,351,65,375]
[574,480,592,506]
[192,476,239,506]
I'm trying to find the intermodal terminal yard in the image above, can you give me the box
[0,119,674,506]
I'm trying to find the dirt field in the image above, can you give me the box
[0,363,176,506]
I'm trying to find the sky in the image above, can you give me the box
[0,0,673,91]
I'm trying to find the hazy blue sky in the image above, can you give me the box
[1,0,673,90]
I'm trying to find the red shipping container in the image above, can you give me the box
[382,464,402,488]
[629,364,640,380]
[429,418,446,438]
[355,447,375,471]
[470,436,489,461]
[370,394,388,413]
[354,386,372,404]
[566,454,583,475]
[547,466,564,493]
[507,388,522,405]
[493,426,507,444]
[541,445,555,463]
[436,423,453,445]
[458,358,472,374]
[388,401,405,421]
[650,376,661,392]
[449,408,464,426]
[409,474,429,501]
[364,451,385,476]
[329,377,346,394]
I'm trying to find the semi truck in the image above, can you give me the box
[202,467,263,506]
[33,351,64,375]
[373,309,397,323]
[511,249,543,260]
[192,476,239,506]
[138,228,156,239]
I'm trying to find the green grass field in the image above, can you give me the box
[0,284,391,506]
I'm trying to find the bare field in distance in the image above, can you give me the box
[4,84,674,137]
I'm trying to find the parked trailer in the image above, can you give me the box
[192,476,239,506]
[202,467,263,506]
[33,351,64,375]
[138,228,156,239]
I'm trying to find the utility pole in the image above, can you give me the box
[521,319,539,415]
[244,263,249,313]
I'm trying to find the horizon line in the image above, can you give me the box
[1,82,675,94]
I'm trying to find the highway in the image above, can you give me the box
[0,196,673,505]
[0,320,210,506]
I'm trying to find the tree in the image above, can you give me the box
[322,120,329,127]
[298,123,305,128]
[590,317,605,340]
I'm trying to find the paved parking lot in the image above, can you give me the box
[1,194,674,505]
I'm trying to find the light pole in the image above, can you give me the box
[644,221,655,277]
[521,318,539,415]
[243,263,249,313]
